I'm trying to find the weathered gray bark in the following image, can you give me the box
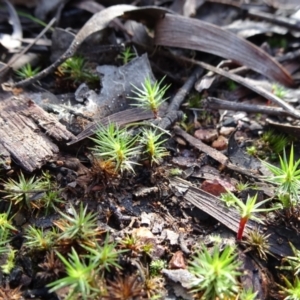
[0,93,75,172]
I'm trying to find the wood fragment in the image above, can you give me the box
[173,125,229,165]
[0,94,75,171]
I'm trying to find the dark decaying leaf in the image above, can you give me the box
[12,4,137,87]
[154,14,294,87]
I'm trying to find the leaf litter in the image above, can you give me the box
[0,1,300,299]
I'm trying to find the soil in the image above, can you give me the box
[0,1,300,300]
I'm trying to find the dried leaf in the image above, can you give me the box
[154,14,294,86]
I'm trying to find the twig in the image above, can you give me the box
[201,97,291,117]
[0,18,56,77]
[155,67,203,130]
[248,9,300,31]
[173,125,228,165]
[176,56,300,119]
[168,67,203,112]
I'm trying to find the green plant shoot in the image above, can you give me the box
[262,145,300,208]
[189,244,241,299]
[140,128,169,165]
[129,76,171,118]
[226,191,280,240]
[118,47,136,64]
[90,123,141,173]
[15,63,41,79]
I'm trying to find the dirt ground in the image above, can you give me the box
[1,1,300,299]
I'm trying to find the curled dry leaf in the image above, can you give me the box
[154,14,294,87]
[12,4,137,87]
[12,5,169,88]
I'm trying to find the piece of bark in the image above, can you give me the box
[0,93,75,171]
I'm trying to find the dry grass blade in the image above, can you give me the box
[154,14,294,87]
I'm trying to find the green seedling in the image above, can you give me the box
[55,203,100,246]
[268,36,288,49]
[37,190,63,214]
[279,276,300,300]
[179,113,194,133]
[130,76,171,118]
[24,226,57,251]
[35,171,63,213]
[150,259,166,276]
[239,288,258,300]
[120,234,143,256]
[21,171,63,213]
[279,242,300,275]
[90,123,141,173]
[189,244,241,299]
[220,191,238,208]
[232,193,279,240]
[0,229,11,255]
[168,168,182,176]
[242,228,272,261]
[15,63,41,79]
[187,93,203,109]
[47,248,100,300]
[262,146,300,208]
[1,247,16,274]
[236,181,251,192]
[246,145,258,157]
[0,204,16,232]
[58,55,98,85]
[118,46,136,64]
[82,235,125,273]
[198,110,214,125]
[261,129,289,155]
[141,242,154,256]
[226,80,238,91]
[3,172,48,209]
[140,128,169,165]
[272,83,287,99]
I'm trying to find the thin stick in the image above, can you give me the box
[167,67,203,112]
[0,18,56,77]
[176,56,300,119]
[200,97,290,117]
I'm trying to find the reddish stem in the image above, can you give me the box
[237,217,248,240]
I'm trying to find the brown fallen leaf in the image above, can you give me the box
[154,14,294,86]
